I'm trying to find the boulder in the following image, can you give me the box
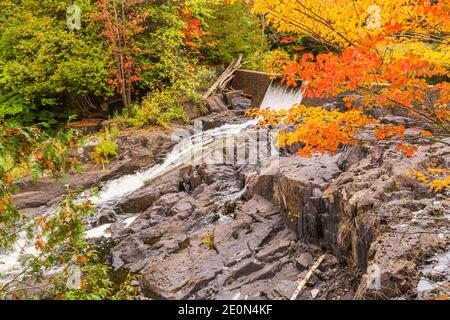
[296,253,314,271]
[224,90,243,106]
[13,191,51,210]
[117,165,192,214]
[206,95,229,113]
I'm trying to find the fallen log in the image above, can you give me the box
[202,54,243,100]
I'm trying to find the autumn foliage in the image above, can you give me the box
[246,0,449,164]
[92,0,150,107]
[250,106,376,157]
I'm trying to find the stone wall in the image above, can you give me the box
[231,69,337,108]
[231,69,276,107]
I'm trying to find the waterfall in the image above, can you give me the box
[90,120,257,206]
[259,79,304,111]
[0,80,303,282]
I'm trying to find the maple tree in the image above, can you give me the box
[180,8,205,49]
[92,0,151,107]
[92,0,217,108]
[244,0,449,167]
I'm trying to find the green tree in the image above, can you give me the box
[0,0,113,126]
[203,1,268,66]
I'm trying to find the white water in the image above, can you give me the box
[91,120,256,206]
[0,234,39,278]
[0,80,303,285]
[260,80,304,111]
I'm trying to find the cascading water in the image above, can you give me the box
[259,79,304,111]
[0,121,257,280]
[85,120,258,237]
[90,120,256,206]
[0,79,303,285]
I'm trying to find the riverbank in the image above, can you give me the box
[4,91,450,300]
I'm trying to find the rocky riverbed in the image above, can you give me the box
[8,92,450,300]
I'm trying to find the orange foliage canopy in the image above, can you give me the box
[250,106,375,157]
[247,0,450,158]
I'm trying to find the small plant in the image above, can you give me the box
[89,186,100,197]
[202,232,217,252]
[407,167,450,193]
[288,210,301,221]
[90,128,119,168]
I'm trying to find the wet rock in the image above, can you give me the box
[224,200,237,214]
[96,208,117,226]
[320,254,339,272]
[195,110,250,131]
[129,189,312,300]
[117,165,192,213]
[183,100,201,120]
[224,90,243,105]
[153,192,197,218]
[227,260,264,283]
[255,236,293,263]
[250,137,450,300]
[13,191,50,209]
[231,96,252,110]
[223,90,252,110]
[270,155,342,247]
[111,236,147,271]
[330,141,450,299]
[337,144,369,171]
[141,235,223,300]
[251,174,274,201]
[273,280,296,299]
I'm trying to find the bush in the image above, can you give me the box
[90,127,119,167]
[115,61,212,129]
[118,88,188,128]
[0,0,113,126]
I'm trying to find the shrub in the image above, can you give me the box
[90,128,119,167]
[119,89,187,128]
[0,0,113,126]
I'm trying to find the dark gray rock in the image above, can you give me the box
[296,253,314,271]
[206,95,229,113]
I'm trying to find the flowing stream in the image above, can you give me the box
[0,82,304,286]
[91,120,257,206]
